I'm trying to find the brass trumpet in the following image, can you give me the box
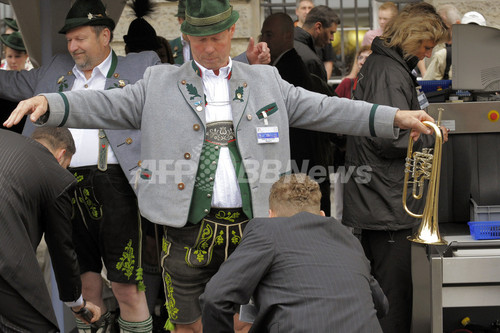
[403,108,446,245]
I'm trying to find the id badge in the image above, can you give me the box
[416,86,429,109]
[257,126,279,144]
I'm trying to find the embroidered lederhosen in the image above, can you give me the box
[184,208,248,267]
[62,51,146,289]
[69,165,145,289]
[161,207,249,328]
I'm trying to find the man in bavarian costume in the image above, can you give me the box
[5,0,437,332]
[0,0,160,332]
[169,0,189,65]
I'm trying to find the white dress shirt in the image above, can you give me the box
[196,58,242,208]
[69,50,119,167]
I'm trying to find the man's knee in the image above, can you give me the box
[81,272,103,299]
[111,282,145,304]
[173,319,202,333]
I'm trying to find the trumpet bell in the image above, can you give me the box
[408,228,447,245]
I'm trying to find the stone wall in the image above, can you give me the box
[111,0,259,58]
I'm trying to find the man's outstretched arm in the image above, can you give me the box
[5,93,435,140]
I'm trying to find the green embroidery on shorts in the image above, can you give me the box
[215,210,240,223]
[73,172,84,183]
[116,239,135,279]
[78,188,100,218]
[135,267,146,291]
[190,223,213,263]
[164,273,179,321]
[162,237,170,254]
[77,188,101,219]
[215,230,224,245]
[231,230,241,245]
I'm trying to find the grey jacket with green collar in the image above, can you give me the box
[0,50,160,190]
[39,60,399,227]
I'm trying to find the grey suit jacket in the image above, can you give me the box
[40,60,399,226]
[0,130,79,329]
[200,212,388,333]
[0,50,160,189]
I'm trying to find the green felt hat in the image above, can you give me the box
[181,0,239,37]
[175,0,186,19]
[59,0,115,34]
[0,31,26,51]
[4,18,18,32]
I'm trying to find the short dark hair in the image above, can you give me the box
[303,5,340,29]
[31,127,76,155]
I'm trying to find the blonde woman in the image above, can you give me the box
[342,3,449,333]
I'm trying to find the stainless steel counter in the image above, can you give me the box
[411,235,500,332]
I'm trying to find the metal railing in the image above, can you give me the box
[260,0,370,77]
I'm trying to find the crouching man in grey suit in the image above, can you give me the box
[200,173,388,333]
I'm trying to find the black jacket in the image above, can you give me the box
[342,37,435,230]
[293,27,328,82]
[0,130,79,329]
[274,48,334,215]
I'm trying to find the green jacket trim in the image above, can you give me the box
[369,104,379,137]
[58,92,70,127]
[106,51,118,79]
[256,102,278,119]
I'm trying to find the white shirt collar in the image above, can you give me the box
[72,49,113,82]
[194,57,232,79]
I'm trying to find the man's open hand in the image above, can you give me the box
[3,96,48,128]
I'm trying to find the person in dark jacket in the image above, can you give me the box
[0,128,101,333]
[342,3,449,332]
[261,12,335,216]
[294,5,339,83]
[292,6,341,215]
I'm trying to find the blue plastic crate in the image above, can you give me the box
[419,80,452,93]
[468,221,500,240]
